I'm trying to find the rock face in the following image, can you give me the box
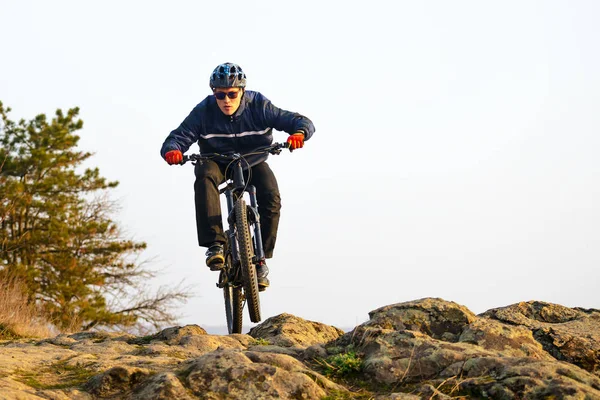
[482,301,600,374]
[0,299,599,399]
[184,350,337,399]
[329,298,600,399]
[0,318,346,400]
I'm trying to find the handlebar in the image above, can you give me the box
[181,142,291,165]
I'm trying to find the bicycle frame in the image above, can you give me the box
[222,158,265,266]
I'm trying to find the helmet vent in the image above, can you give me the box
[210,62,247,89]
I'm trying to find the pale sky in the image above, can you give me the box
[1,0,599,332]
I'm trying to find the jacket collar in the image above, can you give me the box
[233,91,247,118]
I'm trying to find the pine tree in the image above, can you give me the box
[0,101,188,332]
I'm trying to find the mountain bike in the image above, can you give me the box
[182,142,290,334]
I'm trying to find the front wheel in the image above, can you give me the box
[235,198,261,323]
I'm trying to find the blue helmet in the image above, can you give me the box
[209,62,247,89]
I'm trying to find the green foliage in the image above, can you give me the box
[0,101,188,332]
[321,350,363,377]
[251,338,270,346]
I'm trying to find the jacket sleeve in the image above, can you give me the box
[259,93,315,140]
[160,103,204,158]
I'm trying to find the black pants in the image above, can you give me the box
[194,161,281,258]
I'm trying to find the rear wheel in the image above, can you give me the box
[223,285,243,334]
[235,198,261,323]
[223,253,243,334]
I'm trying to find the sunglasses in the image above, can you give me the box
[214,91,241,100]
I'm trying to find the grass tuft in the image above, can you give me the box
[251,338,270,346]
[0,273,53,339]
[14,355,96,390]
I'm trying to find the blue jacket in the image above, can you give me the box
[161,90,315,167]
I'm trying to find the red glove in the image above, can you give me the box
[287,133,305,150]
[165,150,183,165]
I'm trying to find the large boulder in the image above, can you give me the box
[249,313,344,348]
[482,301,600,376]
[366,297,477,342]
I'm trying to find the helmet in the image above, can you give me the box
[209,62,247,89]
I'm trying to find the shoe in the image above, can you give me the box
[256,260,270,292]
[205,243,225,271]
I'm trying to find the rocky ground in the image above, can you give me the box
[0,298,599,399]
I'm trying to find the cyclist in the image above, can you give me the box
[160,62,315,291]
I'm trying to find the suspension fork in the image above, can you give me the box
[224,189,240,263]
[226,159,246,264]
[247,185,265,261]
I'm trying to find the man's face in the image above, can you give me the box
[214,87,243,116]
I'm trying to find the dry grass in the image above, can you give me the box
[0,273,54,339]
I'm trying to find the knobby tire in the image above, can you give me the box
[235,198,261,323]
